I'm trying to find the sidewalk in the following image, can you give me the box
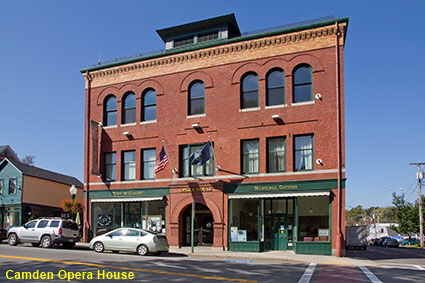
[76,243,376,266]
[168,246,377,267]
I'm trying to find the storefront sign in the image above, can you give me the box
[179,187,213,193]
[318,229,329,237]
[97,214,112,227]
[253,185,298,191]
[111,191,144,196]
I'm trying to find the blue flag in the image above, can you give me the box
[189,142,211,166]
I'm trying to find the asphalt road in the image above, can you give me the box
[0,243,424,282]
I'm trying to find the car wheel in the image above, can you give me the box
[31,243,40,247]
[8,234,19,246]
[93,242,105,253]
[41,235,52,248]
[137,244,149,256]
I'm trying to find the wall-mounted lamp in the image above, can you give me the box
[315,93,322,100]
[123,131,131,136]
[316,159,323,165]
[192,123,200,129]
[272,114,284,125]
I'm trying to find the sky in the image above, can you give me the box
[1,0,424,209]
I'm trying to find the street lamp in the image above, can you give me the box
[69,185,77,202]
[69,185,77,220]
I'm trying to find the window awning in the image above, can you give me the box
[91,196,164,203]
[228,191,330,199]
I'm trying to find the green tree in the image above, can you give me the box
[391,192,419,235]
[346,205,397,227]
[346,205,368,226]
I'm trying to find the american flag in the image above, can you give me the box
[154,146,169,174]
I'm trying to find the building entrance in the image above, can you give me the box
[268,214,294,250]
[264,198,294,250]
[182,203,214,246]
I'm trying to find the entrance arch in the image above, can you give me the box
[181,203,214,246]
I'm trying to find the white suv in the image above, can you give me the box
[7,217,81,248]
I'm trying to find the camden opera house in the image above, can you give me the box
[81,14,348,256]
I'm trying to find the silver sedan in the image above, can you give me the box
[89,228,169,256]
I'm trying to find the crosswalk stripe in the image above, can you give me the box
[297,263,316,283]
[360,266,382,283]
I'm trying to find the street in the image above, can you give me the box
[0,243,424,282]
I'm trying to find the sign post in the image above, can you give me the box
[191,201,195,253]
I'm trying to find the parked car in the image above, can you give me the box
[377,236,390,247]
[89,227,169,256]
[0,228,7,243]
[382,237,399,248]
[7,217,81,248]
[400,238,420,246]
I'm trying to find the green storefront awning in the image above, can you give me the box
[228,191,330,199]
[225,178,345,195]
[88,187,169,201]
[91,196,164,203]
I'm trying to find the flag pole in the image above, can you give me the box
[208,134,221,173]
[161,138,178,174]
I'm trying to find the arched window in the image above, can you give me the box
[266,69,285,106]
[122,92,136,124]
[104,95,117,126]
[241,73,259,109]
[293,64,312,103]
[142,89,156,121]
[188,81,205,115]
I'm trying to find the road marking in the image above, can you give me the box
[228,269,259,275]
[0,254,257,282]
[192,266,222,273]
[359,266,382,283]
[151,261,187,269]
[225,259,253,263]
[379,263,425,271]
[297,263,316,283]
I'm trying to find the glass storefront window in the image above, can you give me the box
[124,202,141,228]
[93,203,121,236]
[229,199,260,242]
[142,201,166,234]
[5,208,20,228]
[92,200,166,236]
[298,196,329,242]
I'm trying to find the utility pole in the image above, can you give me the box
[409,163,424,248]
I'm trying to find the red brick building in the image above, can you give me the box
[81,14,348,255]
